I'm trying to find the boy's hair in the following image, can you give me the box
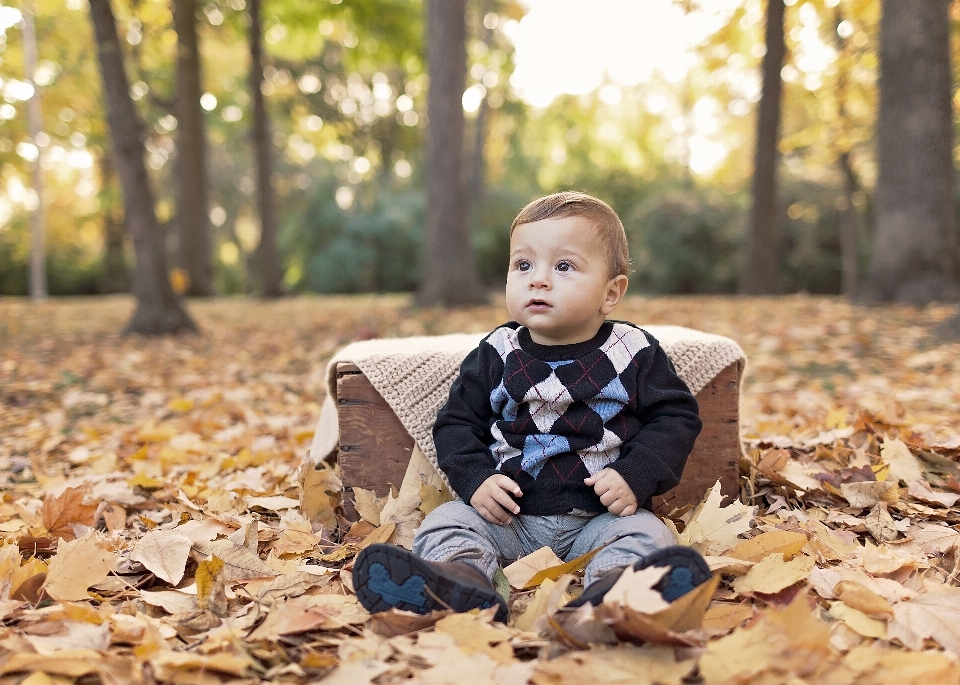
[510,191,631,278]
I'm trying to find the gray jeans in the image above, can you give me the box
[412,500,676,587]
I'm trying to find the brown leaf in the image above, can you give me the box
[727,530,808,563]
[42,486,98,540]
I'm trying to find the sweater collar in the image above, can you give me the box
[516,321,613,362]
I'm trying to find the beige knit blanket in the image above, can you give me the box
[309,326,746,490]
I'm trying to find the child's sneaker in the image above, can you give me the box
[565,545,711,609]
[353,543,509,622]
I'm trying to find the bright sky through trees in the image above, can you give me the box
[508,0,841,174]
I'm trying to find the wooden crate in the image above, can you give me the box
[336,361,741,519]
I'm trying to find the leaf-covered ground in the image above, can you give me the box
[1,294,959,684]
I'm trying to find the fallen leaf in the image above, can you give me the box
[43,531,117,602]
[881,439,923,484]
[130,530,192,585]
[602,565,671,614]
[701,602,754,633]
[841,480,895,509]
[888,588,960,653]
[514,575,574,633]
[732,553,815,596]
[673,481,757,555]
[368,608,450,637]
[524,545,605,589]
[192,539,278,581]
[503,546,563,590]
[42,486,98,540]
[196,555,228,616]
[352,487,382,526]
[531,643,695,685]
[827,601,887,639]
[833,580,893,618]
[419,483,453,516]
[907,478,960,507]
[140,590,199,614]
[727,530,808,562]
[300,466,341,530]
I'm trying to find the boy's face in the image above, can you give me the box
[506,215,628,346]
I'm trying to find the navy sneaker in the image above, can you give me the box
[353,543,509,623]
[565,545,712,609]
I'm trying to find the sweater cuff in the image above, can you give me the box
[449,467,501,505]
[607,457,662,510]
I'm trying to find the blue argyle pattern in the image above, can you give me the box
[484,324,650,480]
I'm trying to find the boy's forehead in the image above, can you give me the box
[510,216,602,251]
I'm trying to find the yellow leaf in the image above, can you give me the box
[418,483,453,516]
[733,553,815,596]
[833,579,893,618]
[503,547,562,589]
[196,555,226,614]
[675,481,757,555]
[300,466,340,530]
[168,397,194,413]
[137,423,176,444]
[524,545,605,590]
[358,522,396,549]
[727,530,808,563]
[828,601,887,639]
[129,473,165,490]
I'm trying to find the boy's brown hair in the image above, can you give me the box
[510,191,631,278]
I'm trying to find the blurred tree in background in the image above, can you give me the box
[0,0,957,306]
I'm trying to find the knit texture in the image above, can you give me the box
[309,325,746,494]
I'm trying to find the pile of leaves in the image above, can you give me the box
[0,294,959,684]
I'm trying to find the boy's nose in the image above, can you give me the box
[530,269,550,288]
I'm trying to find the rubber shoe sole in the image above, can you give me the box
[353,544,508,622]
[566,544,711,609]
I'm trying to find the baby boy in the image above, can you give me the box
[354,191,710,621]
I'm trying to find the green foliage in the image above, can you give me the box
[629,188,743,294]
[281,173,422,294]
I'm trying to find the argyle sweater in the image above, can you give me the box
[433,321,702,515]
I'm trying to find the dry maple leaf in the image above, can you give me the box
[673,481,756,555]
[41,486,98,540]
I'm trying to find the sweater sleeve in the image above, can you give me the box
[433,342,502,504]
[607,336,703,509]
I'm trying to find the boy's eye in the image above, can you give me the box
[556,260,573,272]
[516,260,532,271]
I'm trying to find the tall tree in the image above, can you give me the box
[864,0,959,303]
[88,0,196,334]
[173,0,213,296]
[417,0,484,307]
[248,0,283,298]
[740,0,786,295]
[23,1,46,301]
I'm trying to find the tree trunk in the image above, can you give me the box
[173,0,213,297]
[740,0,786,295]
[24,2,46,301]
[864,0,959,303]
[417,0,484,307]
[88,0,195,334]
[248,0,283,298]
[838,153,860,297]
[98,152,130,293]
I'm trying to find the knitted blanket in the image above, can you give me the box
[308,326,746,491]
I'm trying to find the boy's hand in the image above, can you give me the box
[470,475,522,525]
[585,469,638,516]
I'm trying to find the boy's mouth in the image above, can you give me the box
[526,298,551,310]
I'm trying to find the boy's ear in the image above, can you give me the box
[600,275,628,315]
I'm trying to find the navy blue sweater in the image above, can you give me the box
[433,321,702,515]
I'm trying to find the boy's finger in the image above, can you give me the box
[497,476,523,497]
[492,488,521,514]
